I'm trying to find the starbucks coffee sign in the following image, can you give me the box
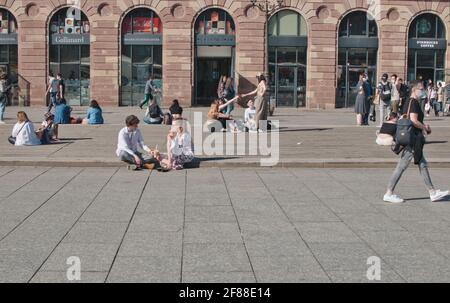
[409,38,446,49]
[52,34,90,45]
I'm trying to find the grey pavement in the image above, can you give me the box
[0,167,450,283]
[0,106,450,168]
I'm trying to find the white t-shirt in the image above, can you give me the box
[170,132,193,157]
[49,77,59,93]
[12,122,41,146]
[244,108,256,130]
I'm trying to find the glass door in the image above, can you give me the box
[276,65,297,107]
[194,57,231,106]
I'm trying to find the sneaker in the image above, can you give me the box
[430,190,449,202]
[383,194,405,203]
[0,120,5,124]
[127,164,138,171]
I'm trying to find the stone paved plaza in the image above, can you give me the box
[1,166,450,283]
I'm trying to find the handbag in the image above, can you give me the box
[8,122,26,145]
[395,99,415,146]
[373,91,380,105]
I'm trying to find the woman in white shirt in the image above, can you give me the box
[162,120,194,170]
[11,111,41,146]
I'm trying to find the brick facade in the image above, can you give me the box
[1,0,449,108]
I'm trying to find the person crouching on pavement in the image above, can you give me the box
[160,120,194,170]
[116,115,160,171]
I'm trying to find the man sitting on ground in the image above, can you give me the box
[116,115,159,171]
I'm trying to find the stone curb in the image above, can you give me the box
[1,158,450,168]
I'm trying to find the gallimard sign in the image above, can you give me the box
[409,38,446,49]
[52,34,90,45]
[0,33,18,45]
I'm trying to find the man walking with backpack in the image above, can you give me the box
[139,75,155,109]
[377,73,392,126]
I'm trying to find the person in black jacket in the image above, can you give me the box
[383,80,448,204]
[169,99,183,120]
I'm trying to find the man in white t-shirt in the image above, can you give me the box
[46,73,60,113]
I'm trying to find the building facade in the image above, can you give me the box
[0,0,449,109]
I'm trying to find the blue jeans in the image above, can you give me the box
[47,92,58,113]
[0,94,7,121]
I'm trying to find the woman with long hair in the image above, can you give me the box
[83,99,104,125]
[11,111,41,146]
[240,73,268,132]
[217,75,227,99]
[206,96,239,132]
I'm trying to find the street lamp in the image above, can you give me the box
[249,0,284,115]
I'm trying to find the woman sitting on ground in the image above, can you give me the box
[206,96,239,132]
[143,99,164,125]
[54,98,72,125]
[160,120,194,170]
[376,112,398,146]
[37,113,57,143]
[11,111,41,146]
[169,99,183,120]
[83,100,104,125]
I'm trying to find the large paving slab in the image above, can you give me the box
[0,167,449,283]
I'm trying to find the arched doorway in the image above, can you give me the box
[0,9,18,105]
[120,8,163,106]
[268,10,308,107]
[194,8,236,106]
[49,7,90,106]
[337,11,378,108]
[407,13,447,84]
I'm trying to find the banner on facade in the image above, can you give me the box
[0,33,17,44]
[123,33,162,45]
[196,34,235,46]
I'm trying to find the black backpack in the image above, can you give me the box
[148,105,160,118]
[380,82,392,102]
[396,99,416,146]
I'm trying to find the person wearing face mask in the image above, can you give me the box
[390,74,400,114]
[376,74,392,126]
[383,80,449,204]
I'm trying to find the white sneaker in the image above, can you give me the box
[430,190,449,202]
[383,194,405,203]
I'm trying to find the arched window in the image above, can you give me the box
[49,7,90,106]
[194,9,236,106]
[339,11,377,37]
[409,13,446,39]
[0,9,18,104]
[120,8,163,106]
[337,11,378,108]
[268,10,308,107]
[407,13,447,83]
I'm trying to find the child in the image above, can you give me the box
[116,115,159,171]
[244,99,257,132]
[37,113,57,144]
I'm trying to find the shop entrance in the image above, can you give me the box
[195,57,231,106]
[275,64,306,107]
[193,8,236,106]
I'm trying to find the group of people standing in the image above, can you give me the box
[355,73,450,126]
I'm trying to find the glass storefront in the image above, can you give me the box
[120,8,163,106]
[194,9,235,106]
[0,9,18,105]
[49,8,90,106]
[407,13,446,84]
[337,11,378,108]
[268,10,307,107]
